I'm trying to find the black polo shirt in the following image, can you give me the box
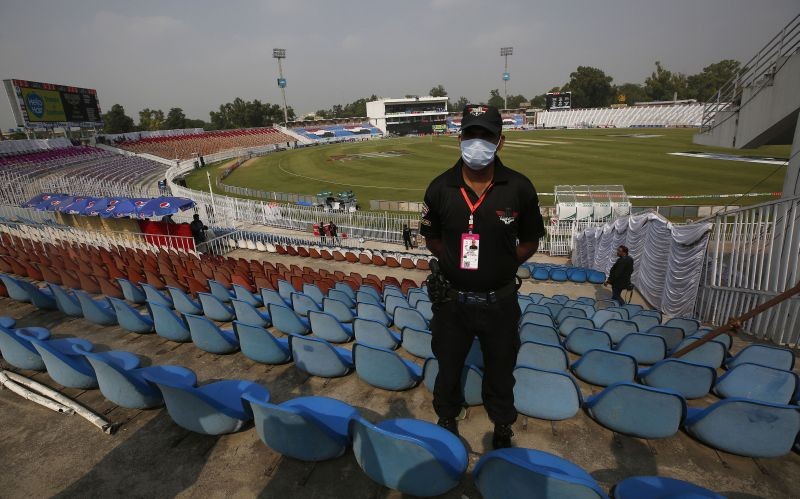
[420,156,546,292]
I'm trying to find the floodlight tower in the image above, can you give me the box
[273,48,289,125]
[500,46,513,110]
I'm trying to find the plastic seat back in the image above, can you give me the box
[646,325,685,350]
[558,316,594,337]
[556,307,586,324]
[149,302,191,342]
[517,341,569,372]
[664,317,700,335]
[117,278,147,304]
[233,321,291,364]
[309,311,353,343]
[353,343,422,391]
[639,358,716,399]
[520,311,555,328]
[614,333,667,365]
[585,382,686,439]
[185,314,239,354]
[231,299,271,327]
[353,318,399,349]
[108,297,154,333]
[519,323,561,346]
[0,326,49,370]
[571,349,637,387]
[714,363,799,404]
[357,302,391,327]
[601,319,638,344]
[291,292,322,317]
[74,290,117,326]
[592,309,622,329]
[289,335,352,377]
[400,327,433,358]
[513,367,583,421]
[168,286,203,315]
[268,303,310,336]
[394,307,427,331]
[198,292,235,322]
[323,297,356,323]
[565,328,612,355]
[727,344,795,371]
[47,283,83,317]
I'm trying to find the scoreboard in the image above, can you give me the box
[3,79,103,128]
[546,91,572,110]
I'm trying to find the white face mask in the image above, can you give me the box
[460,138,497,170]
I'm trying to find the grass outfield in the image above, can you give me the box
[185,128,791,207]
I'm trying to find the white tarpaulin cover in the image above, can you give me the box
[573,212,712,318]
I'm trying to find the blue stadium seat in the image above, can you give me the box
[551,294,570,305]
[549,268,568,282]
[233,283,264,307]
[664,317,700,335]
[291,292,322,317]
[357,302,392,327]
[571,349,637,387]
[167,286,203,315]
[423,357,483,406]
[614,333,667,365]
[638,358,716,399]
[0,326,50,370]
[353,318,400,349]
[208,279,235,303]
[556,307,587,324]
[614,476,724,499]
[261,288,290,308]
[301,283,324,306]
[322,297,356,323]
[517,341,569,372]
[142,366,268,435]
[245,394,358,461]
[289,335,353,377]
[573,303,596,318]
[353,343,422,390]
[558,316,595,337]
[714,362,799,404]
[621,303,644,317]
[333,282,356,300]
[407,290,427,308]
[400,327,433,358]
[513,367,583,421]
[358,285,381,302]
[415,300,434,322]
[74,290,118,326]
[473,448,608,499]
[328,289,355,308]
[308,310,354,343]
[77,347,171,409]
[524,303,551,316]
[233,321,291,364]
[149,302,191,342]
[726,344,795,371]
[231,298,271,327]
[184,314,239,354]
[197,292,235,322]
[350,416,468,497]
[604,306,629,320]
[519,323,561,346]
[591,309,623,329]
[356,290,382,307]
[565,328,612,355]
[47,283,83,317]
[587,270,606,284]
[684,398,800,458]
[108,297,154,333]
[636,309,662,321]
[142,283,173,308]
[584,382,686,438]
[520,311,555,329]
[384,295,410,317]
[690,328,732,350]
[533,267,550,280]
[277,279,295,302]
[117,278,146,304]
[544,302,564,318]
[267,303,310,335]
[393,306,427,331]
[0,317,14,329]
[576,296,596,306]
[0,274,33,304]
[646,325,685,350]
[518,295,534,312]
[630,314,660,332]
[26,335,98,389]
[568,269,588,283]
[671,338,726,368]
[601,319,638,344]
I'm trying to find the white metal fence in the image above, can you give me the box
[695,196,800,347]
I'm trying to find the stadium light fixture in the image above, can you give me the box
[273,48,289,125]
[500,47,513,110]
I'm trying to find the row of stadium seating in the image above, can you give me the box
[536,103,704,128]
[115,128,294,159]
[0,313,726,498]
[292,123,382,141]
[3,265,798,463]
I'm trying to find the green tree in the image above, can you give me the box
[615,83,648,105]
[163,107,187,129]
[450,96,470,112]
[138,108,165,131]
[531,93,547,108]
[687,59,741,102]
[644,61,688,101]
[488,89,505,108]
[429,84,448,97]
[506,94,528,109]
[101,104,135,134]
[208,98,290,129]
[563,66,614,108]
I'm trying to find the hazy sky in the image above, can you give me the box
[0,0,797,129]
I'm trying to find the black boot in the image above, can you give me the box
[492,424,514,449]
[437,417,459,437]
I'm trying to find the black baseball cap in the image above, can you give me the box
[461,105,502,137]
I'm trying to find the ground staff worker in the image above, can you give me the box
[420,105,545,449]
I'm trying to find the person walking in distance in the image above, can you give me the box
[605,245,634,305]
[420,105,546,449]
[402,224,413,250]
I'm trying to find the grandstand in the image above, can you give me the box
[533,102,704,128]
[366,96,448,135]
[292,122,382,142]
[110,127,295,160]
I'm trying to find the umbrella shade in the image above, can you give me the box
[59,196,98,215]
[84,197,110,216]
[22,193,63,208]
[137,196,195,218]
[38,195,75,212]
[101,198,139,218]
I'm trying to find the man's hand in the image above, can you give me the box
[604,280,609,287]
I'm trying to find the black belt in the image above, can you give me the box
[446,280,519,305]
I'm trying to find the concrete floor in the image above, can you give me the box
[1,254,798,499]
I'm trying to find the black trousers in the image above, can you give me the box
[611,285,626,306]
[430,294,521,425]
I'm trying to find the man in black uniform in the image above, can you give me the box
[402,224,413,250]
[606,245,634,305]
[420,105,546,449]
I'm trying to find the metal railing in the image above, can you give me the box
[700,13,800,132]
[695,195,800,346]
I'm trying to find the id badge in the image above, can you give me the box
[460,233,480,270]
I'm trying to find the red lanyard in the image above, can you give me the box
[460,183,494,233]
